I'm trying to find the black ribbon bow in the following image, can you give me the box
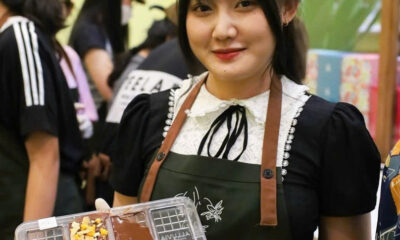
[197,105,248,161]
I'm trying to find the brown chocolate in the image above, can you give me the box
[111,212,153,240]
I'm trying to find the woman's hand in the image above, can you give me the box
[81,153,112,207]
[98,153,112,181]
[82,154,101,206]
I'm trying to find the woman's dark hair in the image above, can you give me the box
[1,0,64,35]
[177,0,307,84]
[2,0,67,70]
[108,18,178,88]
[1,0,24,15]
[70,0,127,54]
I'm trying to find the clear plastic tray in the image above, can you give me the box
[15,197,206,240]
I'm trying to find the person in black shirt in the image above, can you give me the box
[0,0,84,238]
[110,0,381,239]
[69,0,144,104]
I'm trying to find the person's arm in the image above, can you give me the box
[84,49,113,102]
[23,131,59,221]
[113,191,138,207]
[319,213,371,240]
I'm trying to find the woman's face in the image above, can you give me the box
[61,0,73,19]
[186,0,276,82]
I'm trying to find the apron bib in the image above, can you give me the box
[144,152,292,239]
[138,76,292,239]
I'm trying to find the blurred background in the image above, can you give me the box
[58,0,383,51]
[57,0,176,46]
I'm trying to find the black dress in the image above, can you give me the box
[111,85,380,239]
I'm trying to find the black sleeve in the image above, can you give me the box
[110,93,152,196]
[98,122,119,156]
[319,102,381,216]
[70,21,107,58]
[3,22,59,137]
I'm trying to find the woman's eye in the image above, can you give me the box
[193,4,212,12]
[237,0,255,8]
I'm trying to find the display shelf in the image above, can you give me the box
[376,0,399,160]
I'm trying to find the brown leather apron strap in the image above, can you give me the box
[260,76,282,226]
[140,77,206,203]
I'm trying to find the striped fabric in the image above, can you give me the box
[13,21,44,107]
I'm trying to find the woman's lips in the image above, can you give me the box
[212,48,245,60]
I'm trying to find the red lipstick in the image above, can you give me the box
[212,48,244,60]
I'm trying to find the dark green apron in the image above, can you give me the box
[139,76,292,239]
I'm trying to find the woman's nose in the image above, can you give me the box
[211,12,238,41]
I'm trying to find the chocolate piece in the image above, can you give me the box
[111,212,153,240]
[69,213,109,240]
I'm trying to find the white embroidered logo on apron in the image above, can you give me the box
[200,198,224,223]
[175,186,224,230]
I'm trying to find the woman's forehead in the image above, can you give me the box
[188,0,245,4]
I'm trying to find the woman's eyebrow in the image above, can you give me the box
[191,0,212,4]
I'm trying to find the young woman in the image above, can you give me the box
[0,0,84,238]
[69,0,138,103]
[59,0,98,139]
[110,0,381,239]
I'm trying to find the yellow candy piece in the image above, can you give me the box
[87,230,95,237]
[80,223,89,230]
[100,228,108,236]
[95,218,102,224]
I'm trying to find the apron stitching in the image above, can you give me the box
[159,166,262,184]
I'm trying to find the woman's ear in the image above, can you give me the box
[282,0,299,25]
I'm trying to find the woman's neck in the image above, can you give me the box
[205,71,273,100]
[0,7,11,29]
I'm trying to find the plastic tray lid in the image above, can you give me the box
[15,210,113,240]
[15,197,206,240]
[111,197,206,240]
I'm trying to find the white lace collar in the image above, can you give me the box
[174,72,309,125]
[168,72,311,178]
[0,16,29,33]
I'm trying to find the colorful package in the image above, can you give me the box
[340,53,379,137]
[315,50,347,102]
[305,51,319,94]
